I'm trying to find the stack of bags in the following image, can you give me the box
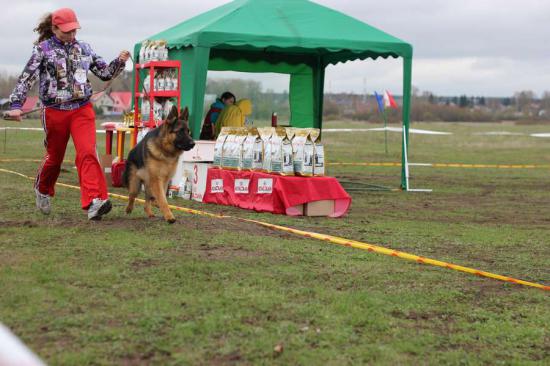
[213,126,325,176]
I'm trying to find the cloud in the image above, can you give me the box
[1,0,549,96]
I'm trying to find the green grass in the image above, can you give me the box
[0,119,549,365]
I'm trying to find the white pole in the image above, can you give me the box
[402,127,410,191]
[0,323,46,366]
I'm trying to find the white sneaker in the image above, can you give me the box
[35,188,51,215]
[87,198,112,220]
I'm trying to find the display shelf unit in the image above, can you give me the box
[132,60,181,145]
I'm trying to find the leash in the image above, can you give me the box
[3,52,133,120]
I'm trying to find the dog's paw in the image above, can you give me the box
[125,206,133,214]
[165,215,176,224]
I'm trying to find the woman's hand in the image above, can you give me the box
[118,50,131,62]
[3,109,22,122]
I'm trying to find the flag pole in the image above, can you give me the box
[383,109,388,154]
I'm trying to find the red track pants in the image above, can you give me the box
[35,103,108,209]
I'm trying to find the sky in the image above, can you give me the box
[0,0,549,97]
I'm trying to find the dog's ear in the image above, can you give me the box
[180,106,189,121]
[166,105,178,124]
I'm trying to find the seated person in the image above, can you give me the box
[214,98,253,137]
[200,91,235,140]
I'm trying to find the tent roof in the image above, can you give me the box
[147,0,412,63]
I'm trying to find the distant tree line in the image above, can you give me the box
[2,70,549,122]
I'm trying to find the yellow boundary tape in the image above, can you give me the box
[0,167,548,292]
[328,162,550,169]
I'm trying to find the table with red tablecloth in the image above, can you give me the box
[202,168,351,217]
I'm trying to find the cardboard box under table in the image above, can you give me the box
[170,140,216,201]
[202,169,351,217]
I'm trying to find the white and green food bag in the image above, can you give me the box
[258,127,275,172]
[292,129,314,176]
[252,134,264,171]
[242,127,258,170]
[270,128,285,174]
[213,127,231,167]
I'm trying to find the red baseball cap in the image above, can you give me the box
[52,8,80,32]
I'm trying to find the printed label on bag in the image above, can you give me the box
[234,179,250,194]
[257,178,273,194]
[211,179,224,193]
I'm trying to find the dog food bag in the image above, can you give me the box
[282,132,294,176]
[270,128,285,174]
[177,171,192,200]
[220,133,235,168]
[241,127,258,170]
[257,127,275,172]
[162,99,175,120]
[284,127,296,141]
[172,70,178,91]
[143,74,151,93]
[313,141,325,176]
[158,40,168,61]
[307,129,325,176]
[165,70,174,91]
[292,129,314,176]
[213,127,231,167]
[223,128,247,170]
[150,41,159,61]
[156,71,165,91]
[221,128,244,170]
[309,128,321,142]
[139,40,149,63]
[252,132,264,171]
[153,100,163,123]
[141,99,150,122]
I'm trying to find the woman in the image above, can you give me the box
[4,8,130,220]
[200,91,235,140]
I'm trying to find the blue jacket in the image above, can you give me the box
[208,99,226,125]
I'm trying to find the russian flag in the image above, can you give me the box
[384,90,398,109]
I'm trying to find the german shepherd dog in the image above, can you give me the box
[123,106,195,223]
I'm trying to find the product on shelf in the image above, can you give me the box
[139,39,169,63]
[310,129,325,176]
[252,130,264,171]
[162,99,176,120]
[141,99,150,122]
[258,127,275,173]
[221,128,246,170]
[213,127,231,167]
[281,129,294,175]
[293,129,315,176]
[242,127,258,171]
[211,127,324,176]
[134,59,180,132]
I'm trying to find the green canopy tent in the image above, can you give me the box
[133,0,413,189]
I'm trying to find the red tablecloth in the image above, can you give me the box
[202,168,351,217]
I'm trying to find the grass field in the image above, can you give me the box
[0,119,549,365]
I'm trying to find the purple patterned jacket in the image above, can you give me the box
[9,36,125,111]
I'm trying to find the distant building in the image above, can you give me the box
[109,92,132,114]
[91,92,115,115]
